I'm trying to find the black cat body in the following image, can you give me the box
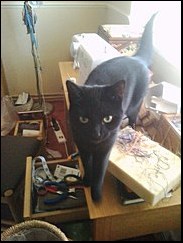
[85,13,157,126]
[66,13,156,201]
[66,81,125,201]
[86,56,149,126]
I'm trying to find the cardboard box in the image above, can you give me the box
[144,82,181,114]
[154,114,181,156]
[108,126,181,206]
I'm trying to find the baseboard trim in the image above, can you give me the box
[11,93,65,102]
[33,93,65,101]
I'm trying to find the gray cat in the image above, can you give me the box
[66,13,157,201]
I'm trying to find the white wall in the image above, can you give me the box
[129,1,181,88]
[1,1,180,97]
[1,1,130,96]
[106,1,131,15]
[1,62,8,97]
[151,51,181,88]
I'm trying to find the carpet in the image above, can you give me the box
[42,99,75,159]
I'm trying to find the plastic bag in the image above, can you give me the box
[1,95,19,136]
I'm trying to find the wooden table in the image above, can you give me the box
[59,61,181,241]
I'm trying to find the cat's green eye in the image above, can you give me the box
[79,116,89,124]
[103,115,113,123]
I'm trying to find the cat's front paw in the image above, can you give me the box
[91,187,102,202]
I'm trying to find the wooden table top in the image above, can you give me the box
[59,61,181,221]
[84,171,181,220]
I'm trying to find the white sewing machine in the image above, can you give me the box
[70,33,121,84]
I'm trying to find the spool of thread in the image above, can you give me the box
[22,129,40,137]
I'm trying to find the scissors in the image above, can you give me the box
[36,180,77,205]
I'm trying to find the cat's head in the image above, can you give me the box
[66,80,125,145]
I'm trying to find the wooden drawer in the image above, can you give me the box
[14,119,44,141]
[23,157,89,223]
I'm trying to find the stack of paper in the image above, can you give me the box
[108,126,181,205]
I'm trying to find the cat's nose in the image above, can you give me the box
[92,126,101,139]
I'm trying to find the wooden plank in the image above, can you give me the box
[59,61,79,110]
[93,205,181,241]
[23,156,33,220]
[31,207,89,223]
[86,171,181,219]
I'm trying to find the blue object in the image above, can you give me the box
[23,1,38,48]
[36,180,76,205]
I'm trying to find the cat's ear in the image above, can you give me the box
[66,80,82,104]
[111,80,125,98]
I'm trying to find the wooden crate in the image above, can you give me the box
[14,119,44,141]
[23,157,89,223]
[154,114,181,156]
[138,106,181,156]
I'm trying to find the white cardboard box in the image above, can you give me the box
[108,126,181,205]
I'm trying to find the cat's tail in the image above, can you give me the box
[134,12,158,67]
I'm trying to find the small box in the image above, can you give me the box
[14,119,44,141]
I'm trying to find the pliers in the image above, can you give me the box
[36,180,77,205]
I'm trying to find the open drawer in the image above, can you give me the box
[23,156,89,223]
